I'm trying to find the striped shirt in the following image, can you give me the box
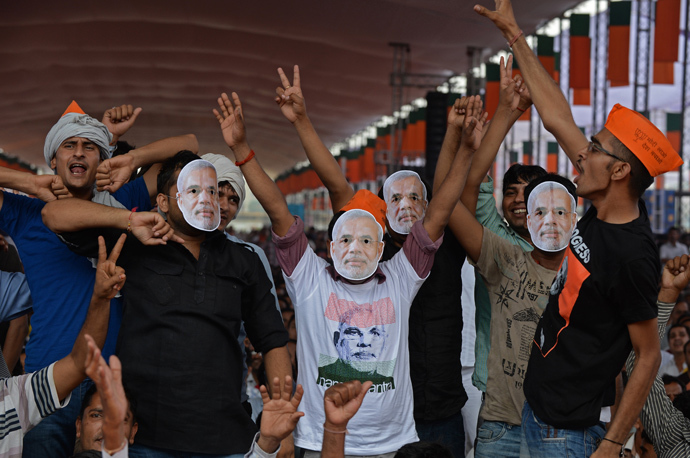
[0,363,68,458]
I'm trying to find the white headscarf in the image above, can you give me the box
[44,113,112,168]
[201,153,246,217]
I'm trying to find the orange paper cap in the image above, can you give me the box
[340,189,387,234]
[61,100,86,117]
[604,104,683,177]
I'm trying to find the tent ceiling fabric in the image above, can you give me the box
[0,0,580,176]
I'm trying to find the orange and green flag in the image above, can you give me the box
[570,14,591,105]
[485,63,501,120]
[547,142,559,173]
[608,1,631,87]
[654,0,681,84]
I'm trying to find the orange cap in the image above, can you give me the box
[340,189,387,234]
[61,100,86,117]
[604,104,683,177]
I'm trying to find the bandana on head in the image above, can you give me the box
[604,104,683,177]
[44,100,113,168]
[330,209,384,281]
[176,160,220,232]
[382,170,427,235]
[527,181,577,252]
[340,190,387,235]
[201,153,246,216]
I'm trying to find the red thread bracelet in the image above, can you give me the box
[508,30,524,47]
[516,106,527,113]
[127,207,138,232]
[235,150,255,167]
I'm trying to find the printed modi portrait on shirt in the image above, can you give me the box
[317,293,397,393]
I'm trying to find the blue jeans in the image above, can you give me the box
[520,401,606,458]
[129,443,245,458]
[23,379,93,458]
[415,409,465,457]
[474,420,522,458]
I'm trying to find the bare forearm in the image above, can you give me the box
[42,199,129,233]
[424,145,474,241]
[602,352,659,450]
[321,431,346,458]
[2,316,27,371]
[263,346,292,395]
[53,295,111,400]
[130,134,198,169]
[293,118,354,210]
[231,144,295,236]
[510,38,586,160]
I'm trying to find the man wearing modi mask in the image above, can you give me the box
[176,158,221,231]
[474,2,683,453]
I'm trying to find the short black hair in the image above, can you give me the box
[667,323,690,343]
[79,384,99,419]
[524,173,578,206]
[327,210,346,241]
[394,442,453,458]
[156,150,200,195]
[608,136,654,198]
[502,164,547,194]
[662,374,685,388]
[673,390,690,419]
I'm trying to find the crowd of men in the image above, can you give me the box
[3,1,690,457]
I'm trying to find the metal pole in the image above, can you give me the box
[679,0,690,226]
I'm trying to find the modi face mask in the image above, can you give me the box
[176,160,221,232]
[382,170,428,235]
[526,181,577,252]
[330,209,385,281]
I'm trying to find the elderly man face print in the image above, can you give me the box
[176,160,221,232]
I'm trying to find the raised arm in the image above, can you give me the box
[475,0,588,161]
[423,97,482,243]
[321,380,372,458]
[0,168,72,211]
[42,198,182,245]
[432,96,468,196]
[53,235,127,401]
[252,376,305,456]
[275,65,355,211]
[101,104,142,146]
[461,55,531,213]
[96,133,199,196]
[214,91,295,236]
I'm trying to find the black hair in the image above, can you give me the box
[608,136,654,198]
[673,390,690,419]
[662,374,685,388]
[667,323,690,343]
[79,383,137,425]
[524,173,578,206]
[79,384,99,419]
[156,150,200,195]
[394,442,453,458]
[327,211,346,241]
[502,163,548,194]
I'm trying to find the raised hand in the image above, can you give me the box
[275,65,307,124]
[460,96,489,151]
[130,211,185,246]
[83,335,128,453]
[661,255,690,296]
[448,96,469,131]
[93,234,127,301]
[257,376,304,454]
[323,380,373,430]
[499,55,520,111]
[102,104,142,142]
[474,0,521,40]
[515,74,533,111]
[96,154,135,193]
[213,92,248,150]
[34,175,72,203]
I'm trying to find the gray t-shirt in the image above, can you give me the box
[472,227,556,425]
